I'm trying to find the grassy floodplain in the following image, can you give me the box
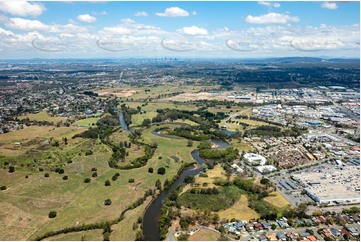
[0,118,199,240]
[0,84,278,240]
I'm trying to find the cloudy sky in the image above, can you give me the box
[0,0,359,59]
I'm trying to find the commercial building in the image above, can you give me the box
[292,166,360,204]
[244,153,266,166]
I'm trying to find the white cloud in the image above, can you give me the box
[101,18,165,36]
[0,1,45,17]
[192,11,197,15]
[77,14,96,23]
[0,27,13,36]
[321,2,338,10]
[99,11,108,16]
[134,11,148,17]
[2,17,88,34]
[178,26,208,36]
[102,26,134,35]
[258,1,281,8]
[5,18,49,31]
[156,7,189,17]
[245,13,300,24]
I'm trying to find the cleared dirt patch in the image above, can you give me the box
[166,92,225,101]
[96,88,136,98]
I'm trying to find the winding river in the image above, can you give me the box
[143,130,228,241]
[118,112,129,130]
[117,114,228,240]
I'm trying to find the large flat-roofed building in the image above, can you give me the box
[292,166,360,204]
[244,153,266,166]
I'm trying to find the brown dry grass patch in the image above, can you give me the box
[263,192,291,209]
[189,228,220,241]
[217,195,259,221]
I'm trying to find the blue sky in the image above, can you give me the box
[0,1,359,59]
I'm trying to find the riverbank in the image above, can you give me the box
[143,129,230,240]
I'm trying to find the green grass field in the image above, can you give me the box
[0,119,200,240]
[230,139,254,152]
[18,112,68,123]
[0,126,87,165]
[130,112,158,126]
[108,130,145,164]
[110,197,152,240]
[123,101,197,113]
[126,85,205,101]
[72,118,99,127]
[47,229,104,241]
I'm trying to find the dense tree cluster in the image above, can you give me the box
[199,147,238,162]
[244,125,306,138]
[189,187,220,195]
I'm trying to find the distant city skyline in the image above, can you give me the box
[0,0,359,59]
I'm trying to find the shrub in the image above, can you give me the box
[48,211,57,218]
[8,166,15,173]
[129,178,135,183]
[177,234,189,241]
[85,150,93,156]
[44,173,49,177]
[148,167,153,173]
[39,167,44,172]
[91,167,97,171]
[157,167,166,175]
[25,175,29,178]
[56,168,64,174]
[104,199,112,206]
[92,171,98,177]
[111,175,118,181]
[63,176,68,180]
[84,178,91,183]
[184,175,195,184]
[105,180,111,186]
[0,186,6,190]
[260,178,270,185]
